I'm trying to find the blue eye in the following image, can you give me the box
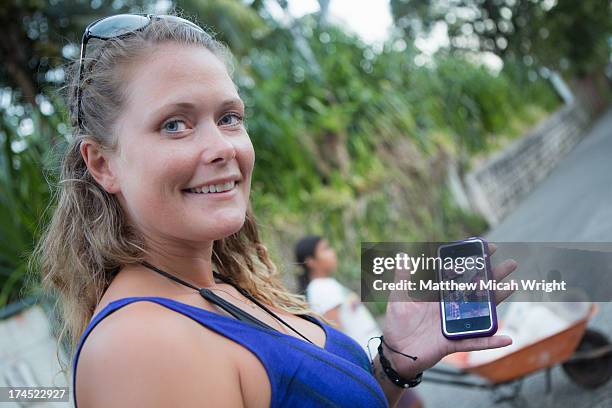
[162,119,187,133]
[218,113,243,127]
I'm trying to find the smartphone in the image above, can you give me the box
[437,237,497,340]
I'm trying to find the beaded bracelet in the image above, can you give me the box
[369,335,423,389]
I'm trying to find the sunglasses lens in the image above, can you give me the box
[89,14,150,38]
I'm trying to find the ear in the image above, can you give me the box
[304,255,317,271]
[80,138,120,194]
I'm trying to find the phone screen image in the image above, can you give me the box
[438,239,495,337]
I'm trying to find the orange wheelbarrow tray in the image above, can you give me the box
[424,304,612,403]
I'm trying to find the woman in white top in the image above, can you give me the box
[296,235,381,351]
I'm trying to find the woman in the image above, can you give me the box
[32,12,517,407]
[295,235,382,351]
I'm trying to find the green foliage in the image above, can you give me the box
[390,0,612,77]
[238,14,560,286]
[0,101,61,305]
[0,0,150,107]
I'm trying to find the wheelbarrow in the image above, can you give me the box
[424,304,611,403]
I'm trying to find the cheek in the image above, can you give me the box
[117,143,197,214]
[129,148,191,190]
[236,136,255,183]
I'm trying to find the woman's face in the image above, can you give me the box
[108,43,254,244]
[312,240,338,275]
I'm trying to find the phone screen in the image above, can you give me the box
[438,240,493,334]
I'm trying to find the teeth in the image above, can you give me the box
[186,180,236,194]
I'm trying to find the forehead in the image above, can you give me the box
[122,43,238,111]
[316,240,329,251]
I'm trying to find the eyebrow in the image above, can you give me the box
[218,98,245,111]
[150,97,245,120]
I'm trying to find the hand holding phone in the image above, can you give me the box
[379,237,516,387]
[437,237,497,339]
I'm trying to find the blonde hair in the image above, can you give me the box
[29,11,310,361]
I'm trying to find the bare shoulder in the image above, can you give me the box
[75,300,244,408]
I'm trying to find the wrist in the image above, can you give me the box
[381,342,418,379]
[376,337,422,388]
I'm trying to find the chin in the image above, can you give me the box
[205,210,247,238]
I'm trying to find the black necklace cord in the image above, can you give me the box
[212,271,315,344]
[140,261,274,329]
[139,261,314,344]
[199,287,279,330]
[141,261,200,290]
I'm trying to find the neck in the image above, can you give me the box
[308,268,330,280]
[141,237,217,289]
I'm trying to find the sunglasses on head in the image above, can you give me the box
[75,13,205,130]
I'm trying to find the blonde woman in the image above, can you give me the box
[32,12,518,408]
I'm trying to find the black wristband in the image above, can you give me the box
[377,340,422,389]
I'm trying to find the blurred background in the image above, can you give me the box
[0,0,611,407]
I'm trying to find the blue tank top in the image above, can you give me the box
[72,296,388,407]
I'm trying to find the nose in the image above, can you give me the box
[201,124,237,164]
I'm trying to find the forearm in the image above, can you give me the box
[372,342,422,408]
[372,354,404,408]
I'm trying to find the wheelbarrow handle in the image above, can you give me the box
[427,367,469,377]
[422,375,492,389]
[565,344,612,363]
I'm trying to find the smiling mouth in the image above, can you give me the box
[182,180,239,194]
